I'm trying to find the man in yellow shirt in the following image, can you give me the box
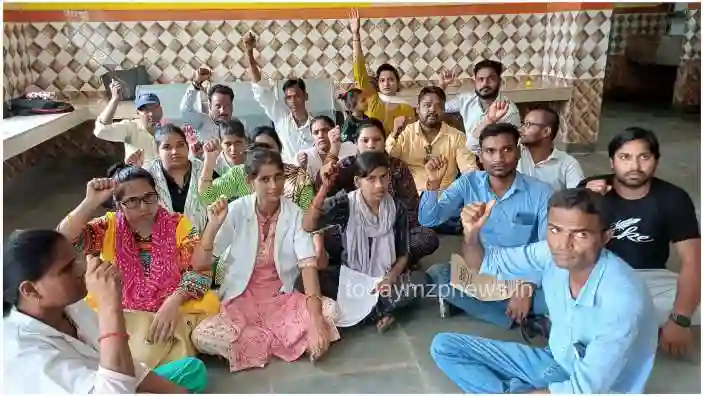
[349,9,416,136]
[386,86,478,193]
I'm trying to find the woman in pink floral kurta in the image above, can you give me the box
[192,148,340,372]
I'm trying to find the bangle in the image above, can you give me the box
[99,332,129,342]
[201,245,214,251]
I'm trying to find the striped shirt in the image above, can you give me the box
[200,163,314,210]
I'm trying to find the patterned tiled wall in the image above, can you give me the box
[3,9,613,151]
[3,23,35,100]
[5,12,611,94]
[604,11,669,94]
[673,8,701,108]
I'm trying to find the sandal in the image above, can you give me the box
[376,315,397,334]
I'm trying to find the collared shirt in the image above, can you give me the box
[386,121,478,193]
[179,84,220,142]
[3,300,150,394]
[419,171,552,247]
[518,145,585,191]
[251,82,315,164]
[445,92,521,153]
[94,119,158,162]
[479,241,658,393]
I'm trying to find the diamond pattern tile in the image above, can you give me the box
[607,11,668,55]
[4,10,613,98]
[3,23,35,99]
[560,78,605,145]
[673,60,701,107]
[682,9,701,61]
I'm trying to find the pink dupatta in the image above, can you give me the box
[115,207,183,312]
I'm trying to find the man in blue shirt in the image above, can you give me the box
[431,188,657,393]
[420,123,553,330]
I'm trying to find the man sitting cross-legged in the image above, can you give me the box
[580,127,700,358]
[421,123,553,333]
[431,188,658,394]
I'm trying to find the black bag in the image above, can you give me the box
[100,66,152,101]
[9,98,75,117]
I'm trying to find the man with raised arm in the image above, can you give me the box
[438,60,521,156]
[179,67,235,143]
[242,32,314,164]
[431,188,657,394]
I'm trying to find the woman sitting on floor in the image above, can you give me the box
[297,116,357,183]
[191,148,339,372]
[57,169,228,373]
[3,229,205,394]
[126,123,217,233]
[319,117,439,265]
[304,151,429,332]
[198,125,314,209]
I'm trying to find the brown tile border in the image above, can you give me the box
[5,2,614,22]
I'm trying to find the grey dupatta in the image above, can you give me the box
[145,158,209,233]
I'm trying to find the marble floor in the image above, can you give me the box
[3,101,701,393]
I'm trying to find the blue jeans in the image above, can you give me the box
[431,333,569,393]
[427,262,548,330]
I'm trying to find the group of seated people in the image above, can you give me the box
[3,10,700,395]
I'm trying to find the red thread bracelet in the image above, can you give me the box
[98,332,130,342]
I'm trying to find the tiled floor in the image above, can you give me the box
[3,101,701,393]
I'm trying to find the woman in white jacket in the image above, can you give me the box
[192,148,340,372]
[2,230,204,394]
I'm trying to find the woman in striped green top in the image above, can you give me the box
[199,126,314,209]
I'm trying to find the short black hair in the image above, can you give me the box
[376,64,400,82]
[357,117,387,140]
[208,84,234,102]
[249,125,283,153]
[244,148,284,178]
[311,115,335,129]
[479,122,520,147]
[282,78,307,93]
[3,229,67,316]
[354,151,391,178]
[418,86,446,104]
[473,59,504,77]
[548,188,610,231]
[607,127,661,160]
[532,106,560,140]
[154,123,187,146]
[215,118,246,140]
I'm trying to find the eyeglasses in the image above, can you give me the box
[119,192,159,209]
[424,145,433,163]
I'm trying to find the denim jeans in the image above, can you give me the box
[427,262,548,330]
[431,333,569,393]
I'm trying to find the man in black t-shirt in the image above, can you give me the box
[579,127,700,358]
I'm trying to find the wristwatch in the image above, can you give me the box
[669,313,692,328]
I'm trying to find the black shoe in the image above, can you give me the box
[520,315,551,345]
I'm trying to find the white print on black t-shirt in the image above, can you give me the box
[611,218,654,243]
